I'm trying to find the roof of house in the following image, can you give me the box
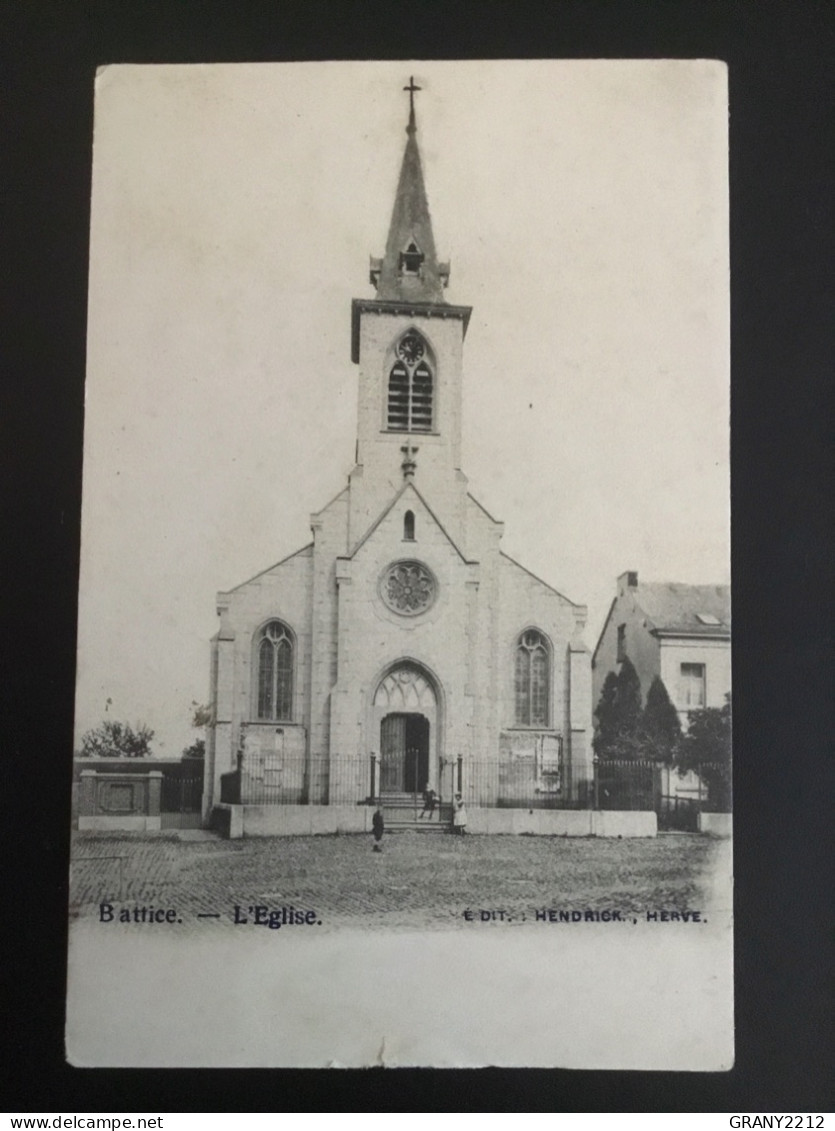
[638,582,731,636]
[592,580,730,666]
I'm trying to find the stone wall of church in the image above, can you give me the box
[328,486,477,802]
[308,490,350,802]
[489,554,592,802]
[208,547,314,804]
[568,642,593,800]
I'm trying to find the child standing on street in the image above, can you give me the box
[453,793,468,835]
[372,806,385,852]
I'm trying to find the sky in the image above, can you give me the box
[75,60,730,757]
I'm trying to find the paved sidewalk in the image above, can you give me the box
[70,829,723,933]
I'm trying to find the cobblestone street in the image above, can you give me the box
[70,829,724,933]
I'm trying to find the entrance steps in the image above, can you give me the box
[379,792,452,832]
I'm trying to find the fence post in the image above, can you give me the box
[369,753,377,802]
[79,770,97,817]
[592,755,600,811]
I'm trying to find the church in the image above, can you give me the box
[204,84,593,828]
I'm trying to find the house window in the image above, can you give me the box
[515,630,550,727]
[679,662,706,709]
[696,612,721,626]
[403,510,415,540]
[256,621,294,720]
[617,623,626,662]
[388,332,433,432]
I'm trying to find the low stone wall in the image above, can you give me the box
[77,769,163,832]
[215,803,373,839]
[465,808,656,838]
[698,811,732,837]
[465,808,590,836]
[213,804,656,839]
[592,810,656,838]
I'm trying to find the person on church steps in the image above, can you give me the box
[372,806,385,852]
[419,785,438,820]
[453,794,468,835]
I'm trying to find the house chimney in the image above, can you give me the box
[617,570,638,597]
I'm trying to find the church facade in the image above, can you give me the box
[204,91,593,822]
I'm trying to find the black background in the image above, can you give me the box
[3,0,833,1112]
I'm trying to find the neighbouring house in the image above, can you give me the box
[591,571,730,822]
[202,88,594,833]
[592,571,731,729]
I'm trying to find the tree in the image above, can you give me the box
[592,658,644,759]
[614,657,642,738]
[593,671,619,756]
[675,695,732,810]
[181,738,205,760]
[642,676,682,763]
[80,720,155,758]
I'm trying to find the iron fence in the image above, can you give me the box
[595,758,732,826]
[219,751,731,817]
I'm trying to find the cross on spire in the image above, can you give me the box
[403,75,421,134]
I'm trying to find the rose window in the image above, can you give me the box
[381,560,436,616]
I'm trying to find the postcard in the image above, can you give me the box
[66,59,732,1068]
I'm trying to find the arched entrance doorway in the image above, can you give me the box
[373,665,438,796]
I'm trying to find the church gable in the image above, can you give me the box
[346,484,471,596]
[348,481,471,565]
[217,543,314,640]
[499,551,584,614]
[310,486,349,533]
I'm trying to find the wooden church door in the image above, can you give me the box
[380,713,429,793]
[380,714,406,791]
[404,714,430,793]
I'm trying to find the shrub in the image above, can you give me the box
[181,738,206,760]
[80,720,155,758]
[593,658,644,759]
[675,695,732,810]
[642,675,682,763]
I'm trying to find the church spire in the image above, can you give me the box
[369,77,450,303]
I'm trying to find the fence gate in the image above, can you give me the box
[160,766,204,829]
[657,795,700,832]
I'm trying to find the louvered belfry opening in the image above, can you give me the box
[387,332,433,432]
[400,240,424,275]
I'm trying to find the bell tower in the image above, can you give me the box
[348,79,473,544]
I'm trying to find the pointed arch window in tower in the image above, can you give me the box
[388,332,433,432]
[256,621,294,721]
[515,630,550,727]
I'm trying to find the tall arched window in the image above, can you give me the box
[387,331,433,432]
[256,621,294,720]
[515,629,550,727]
[403,510,415,540]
